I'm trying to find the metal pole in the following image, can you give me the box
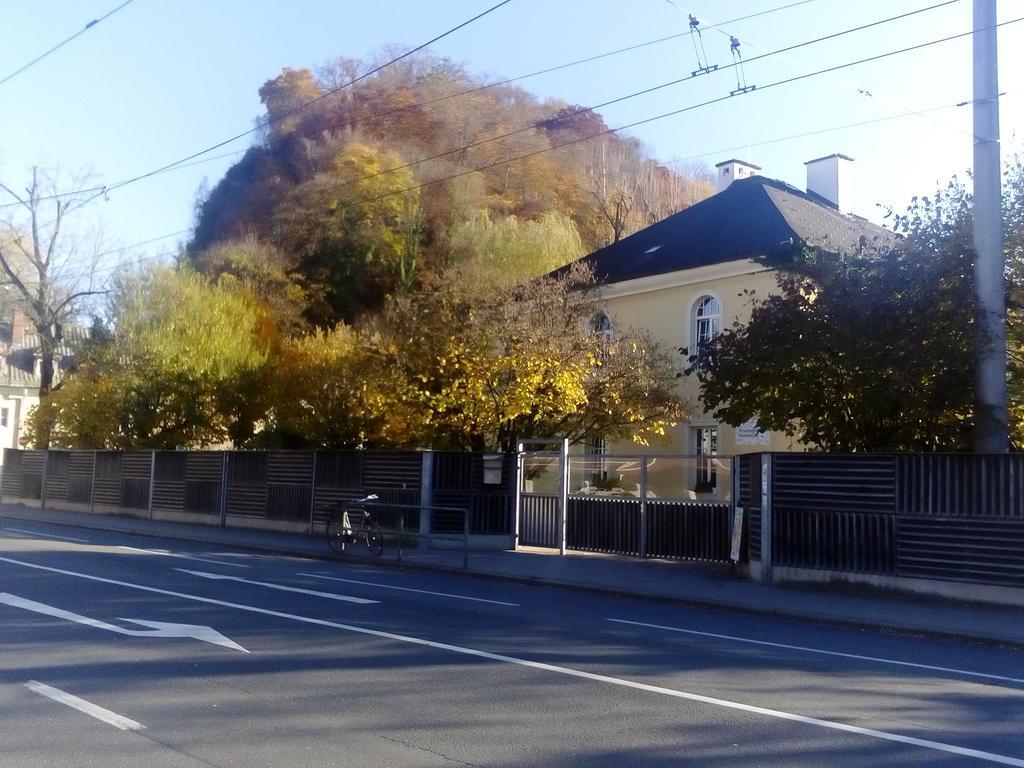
[308,451,318,537]
[638,455,649,558]
[147,451,156,519]
[972,0,1008,452]
[513,442,524,551]
[90,450,97,515]
[559,438,569,556]
[398,512,404,562]
[219,452,229,528]
[40,450,48,508]
[420,451,434,547]
[463,506,470,569]
[760,453,774,583]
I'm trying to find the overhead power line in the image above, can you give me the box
[0,0,862,210]
[297,1,960,196]
[100,0,513,196]
[41,90,1024,289]
[0,0,138,88]
[342,16,1024,211]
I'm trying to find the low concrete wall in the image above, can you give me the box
[773,565,1024,609]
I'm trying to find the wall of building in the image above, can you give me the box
[0,393,37,459]
[598,258,802,456]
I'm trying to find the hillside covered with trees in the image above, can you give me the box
[190,52,714,326]
[29,52,705,451]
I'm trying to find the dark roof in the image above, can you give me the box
[571,175,895,285]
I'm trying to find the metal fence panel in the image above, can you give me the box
[897,517,1024,586]
[898,454,1024,518]
[520,494,560,547]
[646,501,732,562]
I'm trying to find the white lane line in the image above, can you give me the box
[25,681,144,731]
[607,619,1024,687]
[299,572,519,607]
[176,569,379,604]
[117,546,250,569]
[2,556,1022,767]
[2,527,90,543]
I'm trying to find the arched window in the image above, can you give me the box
[692,295,720,366]
[592,312,613,344]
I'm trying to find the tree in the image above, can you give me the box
[446,210,584,290]
[0,166,107,445]
[194,235,311,336]
[692,163,1024,452]
[376,263,688,452]
[271,142,422,324]
[27,268,277,449]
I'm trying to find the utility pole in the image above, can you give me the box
[972,0,1008,452]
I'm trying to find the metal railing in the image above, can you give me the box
[360,501,473,569]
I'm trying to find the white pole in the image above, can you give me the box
[972,0,1008,452]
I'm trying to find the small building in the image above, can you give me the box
[570,154,893,458]
[0,310,89,461]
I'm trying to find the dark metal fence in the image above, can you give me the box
[754,452,1024,589]
[1,448,515,540]
[519,453,736,562]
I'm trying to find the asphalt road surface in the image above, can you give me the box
[2,521,1023,767]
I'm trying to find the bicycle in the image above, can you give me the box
[327,494,384,556]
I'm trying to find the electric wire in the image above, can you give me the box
[0,0,942,210]
[342,16,1024,211]
[665,0,973,140]
[0,0,138,87]
[285,1,961,196]
[100,0,513,196]
[34,88,1024,289]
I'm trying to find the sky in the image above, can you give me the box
[0,0,1022,292]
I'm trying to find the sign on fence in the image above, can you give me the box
[730,507,745,562]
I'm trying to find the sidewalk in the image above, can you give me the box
[3,502,1023,649]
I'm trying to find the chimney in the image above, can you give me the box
[11,310,28,348]
[805,153,854,210]
[714,158,761,193]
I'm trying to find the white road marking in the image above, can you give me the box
[177,569,379,604]
[25,681,145,731]
[607,619,1024,687]
[117,546,250,568]
[0,592,248,652]
[2,526,90,543]
[2,556,1022,766]
[299,572,519,606]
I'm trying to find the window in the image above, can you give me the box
[693,426,718,492]
[0,407,7,428]
[692,295,721,367]
[591,312,612,344]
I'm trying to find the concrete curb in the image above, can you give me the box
[3,507,1022,651]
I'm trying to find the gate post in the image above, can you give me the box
[514,442,524,551]
[639,455,649,558]
[760,453,774,583]
[558,438,569,556]
[90,450,97,514]
[219,452,229,528]
[148,451,156,519]
[40,449,48,508]
[308,451,318,537]
[420,451,434,545]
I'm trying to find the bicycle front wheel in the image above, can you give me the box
[364,522,384,557]
[327,513,348,553]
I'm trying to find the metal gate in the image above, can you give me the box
[515,442,737,563]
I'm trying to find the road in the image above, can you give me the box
[1,520,1022,767]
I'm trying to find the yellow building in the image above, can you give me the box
[571,155,894,459]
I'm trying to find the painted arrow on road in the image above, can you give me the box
[0,592,248,652]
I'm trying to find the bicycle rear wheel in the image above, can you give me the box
[327,513,348,553]
[364,522,384,557]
